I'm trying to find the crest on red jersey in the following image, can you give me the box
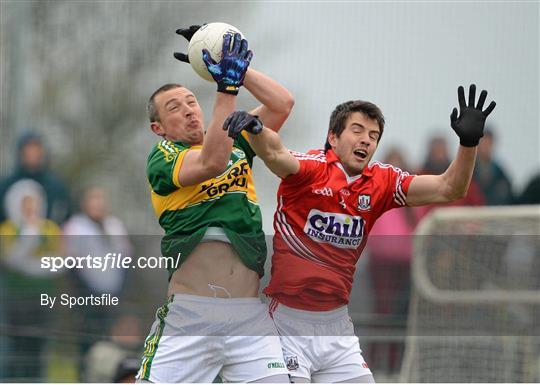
[357,194,371,211]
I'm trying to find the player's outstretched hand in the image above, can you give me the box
[450,84,496,147]
[223,111,263,139]
[202,33,253,95]
[173,25,202,63]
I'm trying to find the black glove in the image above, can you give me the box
[203,33,252,95]
[173,24,202,63]
[450,84,496,147]
[223,111,263,139]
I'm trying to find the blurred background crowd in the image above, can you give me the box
[1,1,537,382]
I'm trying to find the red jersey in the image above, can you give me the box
[264,149,415,311]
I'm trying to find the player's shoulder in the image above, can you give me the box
[368,161,409,175]
[289,148,327,162]
[147,140,189,166]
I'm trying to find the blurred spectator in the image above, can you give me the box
[473,129,514,205]
[366,147,418,373]
[421,135,451,175]
[0,132,71,224]
[83,314,142,383]
[0,179,64,380]
[517,172,540,204]
[63,186,132,365]
[63,186,132,298]
[416,133,485,221]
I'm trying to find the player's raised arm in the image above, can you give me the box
[177,33,253,186]
[243,68,295,132]
[406,84,496,206]
[223,111,299,178]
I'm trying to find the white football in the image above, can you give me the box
[188,22,244,82]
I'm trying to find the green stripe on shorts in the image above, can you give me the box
[139,295,173,380]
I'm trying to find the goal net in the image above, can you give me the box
[400,205,540,383]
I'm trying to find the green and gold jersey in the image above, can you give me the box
[146,132,266,277]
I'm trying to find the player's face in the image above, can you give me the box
[328,112,380,176]
[151,87,205,144]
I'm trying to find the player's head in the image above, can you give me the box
[325,100,385,176]
[147,83,204,144]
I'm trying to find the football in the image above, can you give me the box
[188,22,244,82]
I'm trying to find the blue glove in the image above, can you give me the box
[223,111,263,139]
[202,33,253,95]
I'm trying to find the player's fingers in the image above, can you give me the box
[457,86,466,109]
[244,50,253,63]
[468,84,476,107]
[239,39,248,58]
[476,90,487,110]
[223,113,234,131]
[228,112,245,134]
[450,107,458,123]
[250,118,263,135]
[483,101,496,117]
[173,52,190,63]
[176,28,192,40]
[202,49,216,66]
[231,33,242,55]
[222,34,232,55]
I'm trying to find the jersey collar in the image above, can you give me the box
[325,149,373,178]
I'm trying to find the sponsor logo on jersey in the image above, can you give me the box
[285,355,299,371]
[304,209,365,249]
[232,147,246,159]
[199,160,250,198]
[313,187,333,197]
[357,194,371,211]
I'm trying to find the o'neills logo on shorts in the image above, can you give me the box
[303,209,365,249]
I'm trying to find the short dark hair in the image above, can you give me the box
[324,100,385,152]
[147,83,184,123]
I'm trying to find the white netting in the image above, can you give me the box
[400,205,540,382]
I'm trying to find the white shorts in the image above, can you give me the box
[269,299,372,383]
[137,294,288,383]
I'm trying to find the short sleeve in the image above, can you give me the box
[235,131,256,163]
[374,163,416,215]
[282,149,326,185]
[146,141,187,196]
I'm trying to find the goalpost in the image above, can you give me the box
[400,205,540,383]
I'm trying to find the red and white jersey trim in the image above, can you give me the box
[276,196,332,268]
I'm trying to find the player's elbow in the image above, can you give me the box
[445,185,468,202]
[282,92,295,114]
[273,92,295,116]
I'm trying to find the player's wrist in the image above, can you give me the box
[217,83,240,95]
[458,137,480,147]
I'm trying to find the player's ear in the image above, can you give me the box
[150,122,165,137]
[327,132,337,148]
